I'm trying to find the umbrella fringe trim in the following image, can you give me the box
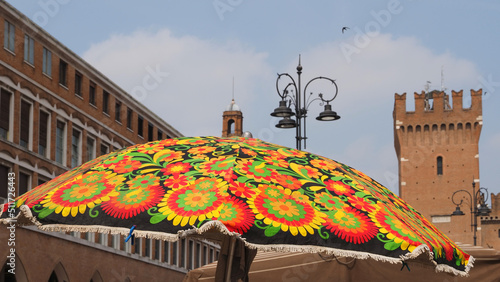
[2,207,472,277]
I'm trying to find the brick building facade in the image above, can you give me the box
[0,1,220,281]
[394,88,500,247]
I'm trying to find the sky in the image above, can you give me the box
[6,1,500,198]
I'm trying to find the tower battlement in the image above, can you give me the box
[394,89,482,117]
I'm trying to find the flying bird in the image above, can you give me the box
[342,27,349,33]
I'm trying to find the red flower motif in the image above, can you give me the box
[324,179,353,196]
[275,174,302,190]
[347,195,378,213]
[216,196,254,234]
[102,185,164,219]
[324,206,378,244]
[113,158,142,174]
[164,174,189,189]
[161,162,192,175]
[137,143,164,154]
[236,160,277,183]
[228,181,256,199]
[187,146,217,155]
[310,158,339,171]
[157,139,179,147]
[263,156,288,168]
[241,148,258,157]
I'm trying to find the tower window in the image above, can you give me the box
[227,119,235,135]
[437,156,443,175]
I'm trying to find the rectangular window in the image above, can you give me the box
[39,111,49,157]
[126,108,133,130]
[154,240,160,260]
[55,120,66,165]
[134,237,142,255]
[20,100,32,149]
[0,89,12,140]
[74,72,82,96]
[115,101,121,122]
[42,47,52,76]
[203,246,207,265]
[145,238,151,258]
[157,130,163,140]
[102,90,109,114]
[148,122,154,142]
[85,232,95,243]
[110,234,120,249]
[4,20,15,52]
[59,60,68,86]
[195,243,201,268]
[188,240,194,270]
[86,136,95,162]
[137,115,144,137]
[24,34,34,64]
[171,241,178,266]
[163,242,170,263]
[100,143,109,156]
[71,129,81,168]
[89,82,96,106]
[19,171,31,195]
[180,239,186,268]
[0,165,10,203]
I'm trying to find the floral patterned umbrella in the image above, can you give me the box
[1,136,472,277]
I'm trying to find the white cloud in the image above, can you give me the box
[82,28,273,137]
[82,30,482,193]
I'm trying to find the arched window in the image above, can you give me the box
[48,262,69,282]
[437,156,443,175]
[227,119,235,135]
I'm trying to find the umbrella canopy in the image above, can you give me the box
[1,136,472,277]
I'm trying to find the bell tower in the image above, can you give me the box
[393,89,483,245]
[222,99,243,137]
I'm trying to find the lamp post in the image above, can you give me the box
[270,55,340,150]
[451,182,491,246]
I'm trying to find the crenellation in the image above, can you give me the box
[431,91,444,113]
[470,89,483,112]
[414,91,426,113]
[452,90,463,110]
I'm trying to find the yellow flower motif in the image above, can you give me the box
[270,200,300,218]
[184,192,210,208]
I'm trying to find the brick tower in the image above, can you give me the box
[393,89,483,244]
[222,99,243,137]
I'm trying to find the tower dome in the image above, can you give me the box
[225,99,241,112]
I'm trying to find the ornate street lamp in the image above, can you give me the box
[270,55,340,150]
[451,182,491,246]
